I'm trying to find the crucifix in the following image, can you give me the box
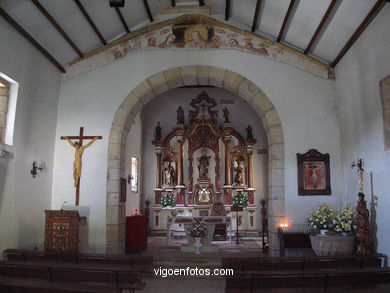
[61,127,102,206]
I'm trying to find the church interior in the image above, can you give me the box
[0,0,389,292]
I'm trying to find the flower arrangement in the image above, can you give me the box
[308,203,357,235]
[232,191,249,208]
[187,220,208,238]
[334,204,357,234]
[160,192,176,208]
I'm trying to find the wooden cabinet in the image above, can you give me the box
[126,216,147,253]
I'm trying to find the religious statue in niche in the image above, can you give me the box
[154,121,162,140]
[163,161,176,187]
[233,159,245,186]
[197,149,211,180]
[177,106,185,124]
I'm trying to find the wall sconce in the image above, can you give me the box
[30,161,44,178]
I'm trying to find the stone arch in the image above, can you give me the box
[380,74,390,150]
[106,66,285,256]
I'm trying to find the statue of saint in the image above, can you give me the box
[233,161,245,185]
[154,121,162,140]
[197,149,211,180]
[163,162,176,186]
[64,137,99,187]
[177,106,185,124]
[246,124,254,140]
[223,107,230,123]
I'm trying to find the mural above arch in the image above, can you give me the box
[66,14,332,80]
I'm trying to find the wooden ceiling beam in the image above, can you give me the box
[115,7,130,33]
[31,0,83,58]
[252,0,262,32]
[142,0,153,22]
[304,0,339,55]
[331,0,387,67]
[277,0,296,42]
[73,0,107,45]
[225,0,231,21]
[0,7,65,73]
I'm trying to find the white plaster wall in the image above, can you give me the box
[53,47,342,251]
[125,113,142,216]
[335,6,390,256]
[0,17,61,255]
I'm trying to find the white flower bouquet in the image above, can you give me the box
[232,191,249,208]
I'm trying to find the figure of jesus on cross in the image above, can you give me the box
[61,127,102,205]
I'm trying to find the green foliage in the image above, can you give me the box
[161,192,176,208]
[232,191,249,208]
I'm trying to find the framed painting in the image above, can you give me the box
[297,149,331,195]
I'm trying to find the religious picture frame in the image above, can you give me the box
[297,149,331,195]
[120,178,127,202]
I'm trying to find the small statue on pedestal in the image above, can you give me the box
[246,125,254,140]
[154,121,162,140]
[197,149,211,180]
[223,107,230,124]
[177,106,185,124]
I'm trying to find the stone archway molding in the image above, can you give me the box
[106,65,285,256]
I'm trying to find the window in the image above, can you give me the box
[130,157,139,192]
[0,72,18,146]
[380,75,390,150]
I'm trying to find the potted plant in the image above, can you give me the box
[308,203,357,256]
[232,191,249,208]
[161,192,176,208]
[187,220,208,254]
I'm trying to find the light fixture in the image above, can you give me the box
[30,161,44,178]
[109,0,125,7]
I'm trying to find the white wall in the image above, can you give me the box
[0,17,61,254]
[335,5,390,256]
[52,47,342,251]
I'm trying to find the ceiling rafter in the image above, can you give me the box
[331,0,387,67]
[277,0,297,42]
[73,0,107,45]
[142,0,153,22]
[31,0,83,58]
[251,0,263,32]
[0,7,65,73]
[304,0,339,55]
[225,0,231,21]
[115,7,130,33]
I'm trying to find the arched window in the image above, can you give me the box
[380,75,390,150]
[0,77,9,144]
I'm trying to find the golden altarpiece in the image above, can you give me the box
[151,92,258,235]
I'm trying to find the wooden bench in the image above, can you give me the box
[0,261,145,292]
[3,249,153,269]
[0,276,120,293]
[225,267,390,293]
[222,254,386,271]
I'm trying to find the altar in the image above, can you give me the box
[167,216,232,246]
[150,92,260,236]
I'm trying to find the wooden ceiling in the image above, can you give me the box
[0,0,388,74]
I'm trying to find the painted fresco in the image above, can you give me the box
[109,19,283,60]
[65,15,330,80]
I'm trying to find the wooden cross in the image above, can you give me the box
[61,127,102,206]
